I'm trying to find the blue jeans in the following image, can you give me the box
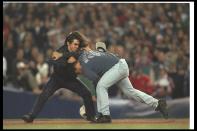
[96,59,158,115]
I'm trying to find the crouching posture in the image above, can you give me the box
[22,31,96,123]
[71,44,168,123]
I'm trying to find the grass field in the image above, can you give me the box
[3,118,189,129]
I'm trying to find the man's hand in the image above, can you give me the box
[51,51,63,60]
[67,56,77,63]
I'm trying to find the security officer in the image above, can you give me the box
[22,31,96,123]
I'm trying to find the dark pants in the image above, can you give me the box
[29,74,95,119]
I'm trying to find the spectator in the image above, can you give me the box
[28,46,39,76]
[153,66,174,99]
[22,32,34,61]
[35,53,49,89]
[129,69,154,95]
[3,36,16,81]
[31,17,49,52]
[3,56,7,85]
[3,3,189,99]
[7,48,26,86]
[16,62,42,94]
[183,68,189,97]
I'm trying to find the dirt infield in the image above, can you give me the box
[3,118,189,129]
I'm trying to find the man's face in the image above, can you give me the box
[67,39,80,52]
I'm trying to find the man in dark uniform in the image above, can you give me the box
[22,31,96,123]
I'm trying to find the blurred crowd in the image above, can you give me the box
[3,3,189,99]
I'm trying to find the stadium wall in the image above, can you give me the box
[3,89,189,119]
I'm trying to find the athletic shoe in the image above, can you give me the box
[91,113,111,123]
[155,99,169,119]
[22,114,34,123]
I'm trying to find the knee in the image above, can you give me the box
[96,82,107,94]
[97,81,107,89]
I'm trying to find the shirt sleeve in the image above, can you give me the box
[82,66,100,86]
[46,56,67,67]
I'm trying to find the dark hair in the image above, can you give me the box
[64,31,90,48]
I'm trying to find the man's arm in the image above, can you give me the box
[47,55,68,67]
[51,51,63,60]
[51,44,67,60]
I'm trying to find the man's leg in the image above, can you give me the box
[63,80,96,120]
[117,77,158,109]
[22,76,60,123]
[117,77,168,119]
[96,59,129,116]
